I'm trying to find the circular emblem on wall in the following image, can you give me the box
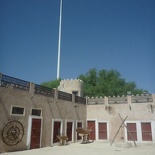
[1,120,24,146]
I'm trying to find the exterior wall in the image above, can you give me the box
[0,84,86,153]
[0,73,155,153]
[87,95,155,143]
[58,79,83,97]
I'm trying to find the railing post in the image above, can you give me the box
[104,96,109,105]
[152,94,155,104]
[72,94,75,103]
[0,73,2,85]
[127,95,132,110]
[54,88,58,100]
[85,97,88,105]
[29,82,35,95]
[127,95,132,104]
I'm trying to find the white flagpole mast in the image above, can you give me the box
[57,0,63,80]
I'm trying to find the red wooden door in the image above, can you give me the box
[87,121,96,140]
[98,123,107,140]
[141,123,152,141]
[53,121,61,143]
[77,122,82,140]
[67,122,72,141]
[127,123,137,141]
[30,119,41,149]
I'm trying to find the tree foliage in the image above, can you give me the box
[78,68,147,97]
[41,79,60,89]
[41,68,148,97]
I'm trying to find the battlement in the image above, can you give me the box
[58,78,83,97]
[61,78,83,83]
[0,73,154,105]
[87,94,154,105]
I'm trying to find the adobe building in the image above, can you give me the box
[87,95,155,144]
[0,73,155,153]
[0,74,86,153]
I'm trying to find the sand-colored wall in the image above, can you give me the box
[0,72,154,153]
[58,79,83,97]
[0,86,86,153]
[87,95,155,143]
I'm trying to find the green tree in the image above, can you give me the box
[78,68,147,97]
[41,79,60,89]
[41,68,148,97]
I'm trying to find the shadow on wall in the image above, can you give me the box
[30,96,38,109]
[74,104,80,120]
[47,99,55,118]
[0,97,10,121]
[55,100,63,119]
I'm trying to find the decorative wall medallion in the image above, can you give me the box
[1,120,24,146]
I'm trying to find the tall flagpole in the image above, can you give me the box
[57,0,62,79]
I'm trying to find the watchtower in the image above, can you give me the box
[58,79,83,97]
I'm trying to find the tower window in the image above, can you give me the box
[72,91,78,96]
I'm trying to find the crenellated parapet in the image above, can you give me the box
[58,78,83,97]
[131,94,153,103]
[87,94,154,105]
[108,95,128,104]
[87,96,105,104]
[0,73,154,105]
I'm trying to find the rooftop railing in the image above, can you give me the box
[34,84,55,98]
[58,91,72,102]
[75,96,86,104]
[0,74,30,91]
[1,74,153,105]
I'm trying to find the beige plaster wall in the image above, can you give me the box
[0,86,86,153]
[87,95,155,142]
[58,79,83,97]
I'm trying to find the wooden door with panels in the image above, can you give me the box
[53,121,61,143]
[141,122,152,141]
[98,122,107,140]
[87,121,96,140]
[77,122,82,140]
[30,118,41,149]
[67,122,73,141]
[127,123,137,141]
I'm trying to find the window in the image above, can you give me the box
[11,106,25,115]
[127,123,137,141]
[72,91,78,96]
[31,109,42,116]
[141,122,152,141]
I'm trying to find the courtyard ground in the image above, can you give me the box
[1,141,155,155]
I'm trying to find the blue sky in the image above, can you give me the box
[0,0,155,93]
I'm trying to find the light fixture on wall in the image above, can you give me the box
[105,105,111,111]
[105,105,112,114]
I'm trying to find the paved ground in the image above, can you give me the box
[1,141,155,155]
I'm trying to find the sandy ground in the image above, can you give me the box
[1,141,155,155]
